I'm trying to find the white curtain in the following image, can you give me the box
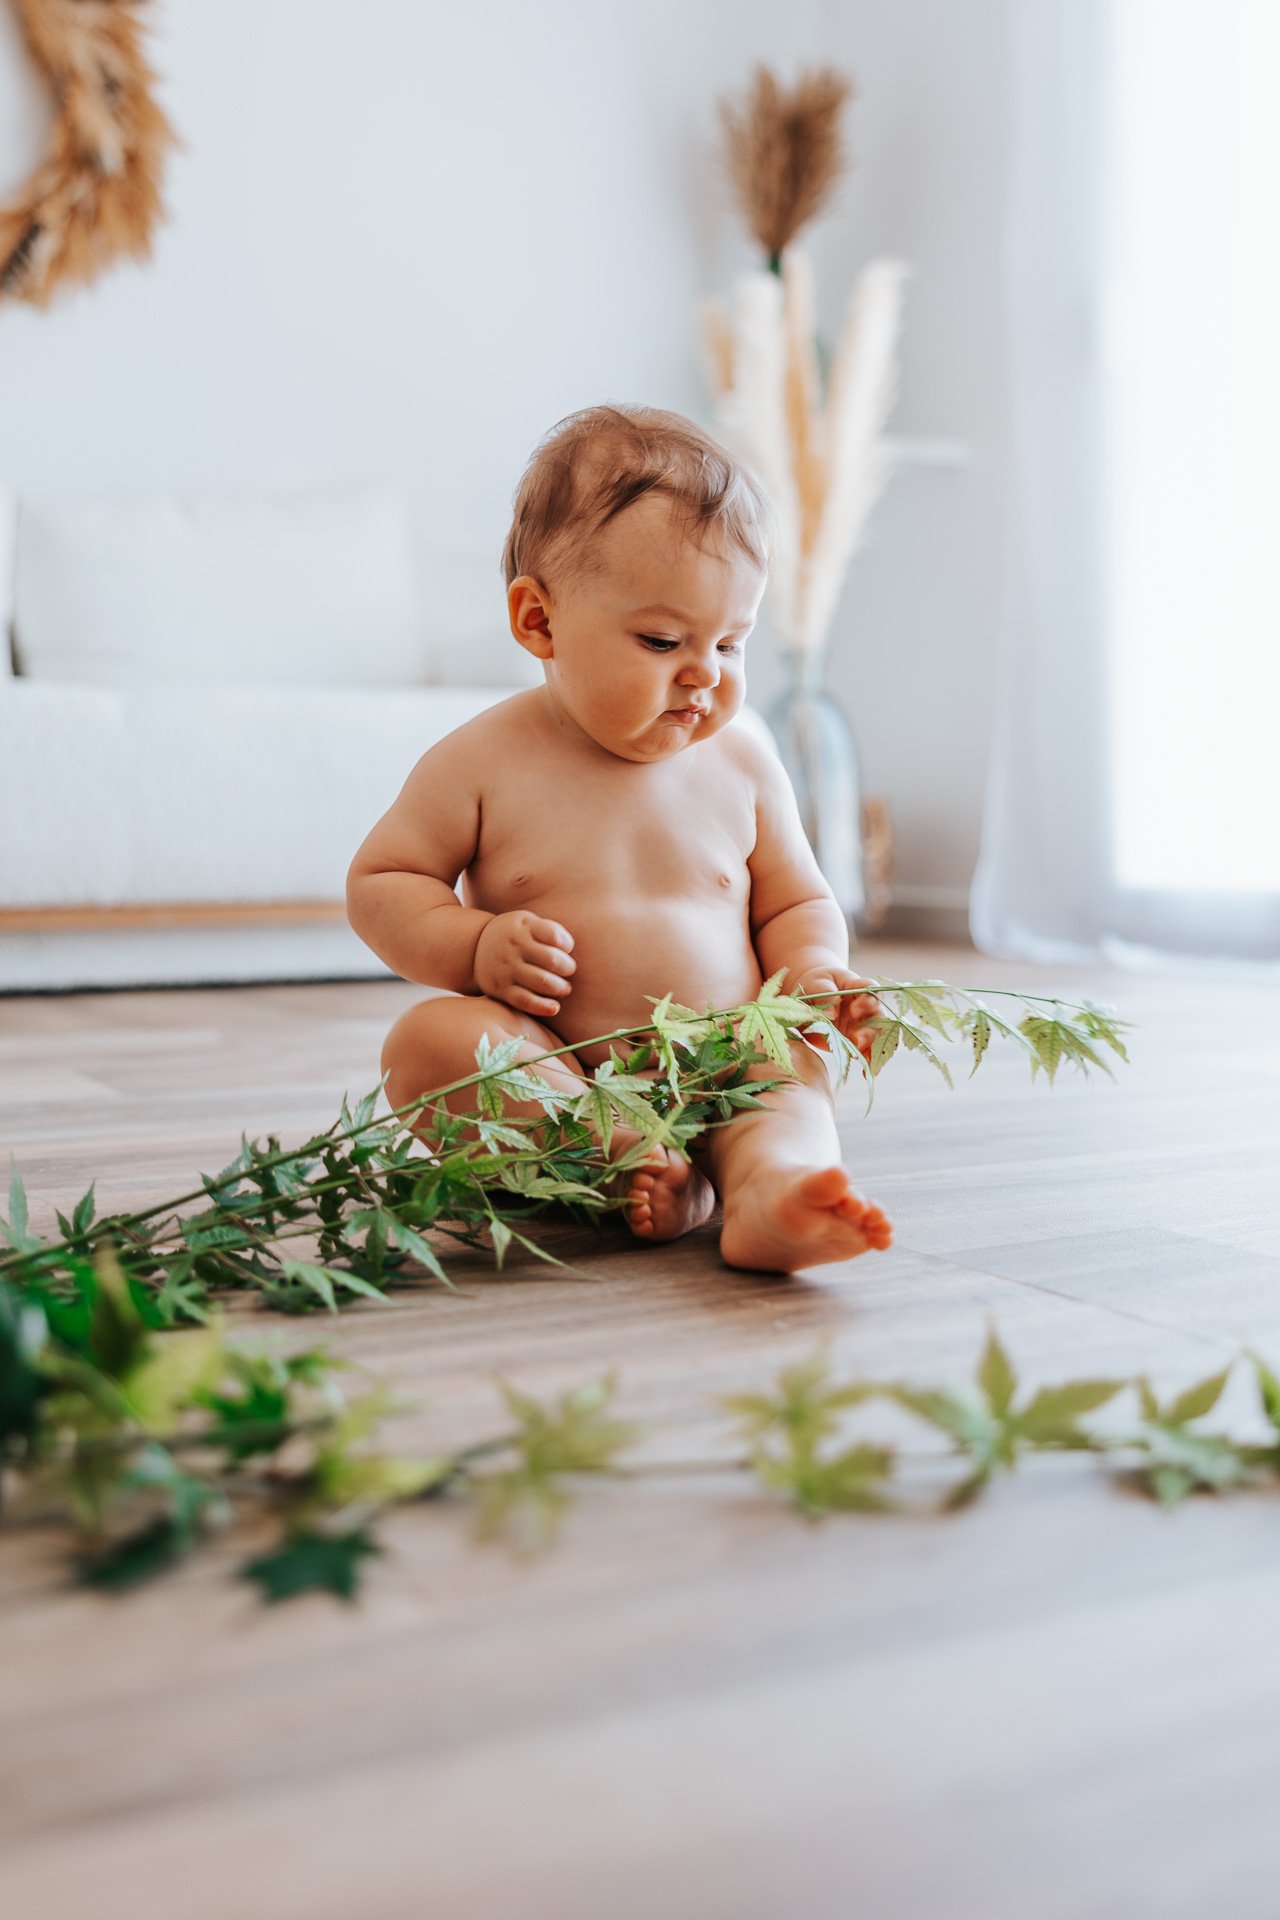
[971,0,1280,967]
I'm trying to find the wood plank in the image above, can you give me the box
[0,900,347,932]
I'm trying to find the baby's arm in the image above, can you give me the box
[346,730,575,1016]
[742,734,878,1048]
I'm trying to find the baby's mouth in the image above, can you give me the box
[666,703,710,724]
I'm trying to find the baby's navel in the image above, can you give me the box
[718,873,733,888]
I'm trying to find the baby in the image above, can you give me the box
[347,405,892,1273]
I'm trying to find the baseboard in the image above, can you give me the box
[0,920,394,993]
[873,884,973,945]
[0,900,347,933]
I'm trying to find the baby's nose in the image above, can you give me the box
[679,655,720,689]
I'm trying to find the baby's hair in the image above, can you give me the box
[501,403,775,592]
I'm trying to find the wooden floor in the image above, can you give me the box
[1,940,1279,1920]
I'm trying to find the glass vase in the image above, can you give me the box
[765,650,865,922]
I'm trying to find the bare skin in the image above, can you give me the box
[348,492,892,1273]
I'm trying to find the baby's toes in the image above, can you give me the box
[850,1200,892,1249]
[626,1170,656,1232]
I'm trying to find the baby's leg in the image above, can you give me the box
[381,995,713,1240]
[701,1040,892,1274]
[382,993,587,1130]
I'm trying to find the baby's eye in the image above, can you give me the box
[718,640,743,654]
[638,634,679,651]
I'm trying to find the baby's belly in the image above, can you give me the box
[539,896,763,1067]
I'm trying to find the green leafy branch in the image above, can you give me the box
[0,1251,641,1600]
[0,976,1131,1329]
[8,1249,1280,1606]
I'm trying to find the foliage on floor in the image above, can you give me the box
[0,973,1192,1606]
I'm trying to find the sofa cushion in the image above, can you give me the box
[13,486,426,687]
[0,682,529,905]
[0,682,777,909]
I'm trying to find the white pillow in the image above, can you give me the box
[13,486,426,686]
[0,491,14,680]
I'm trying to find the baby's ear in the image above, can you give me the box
[508,576,554,658]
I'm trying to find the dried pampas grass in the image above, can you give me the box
[0,0,176,308]
[702,249,908,654]
[718,64,854,269]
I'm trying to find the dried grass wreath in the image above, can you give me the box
[0,0,175,308]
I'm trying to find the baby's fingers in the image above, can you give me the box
[529,917,575,955]
[516,963,570,1006]
[507,986,562,1019]
[852,1024,877,1060]
[529,941,576,980]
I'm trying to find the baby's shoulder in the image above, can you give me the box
[425,689,541,767]
[709,712,783,792]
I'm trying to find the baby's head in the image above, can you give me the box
[502,405,774,763]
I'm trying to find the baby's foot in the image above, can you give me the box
[719,1164,892,1274]
[618,1142,716,1243]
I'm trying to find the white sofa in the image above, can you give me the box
[0,487,545,993]
[0,487,773,994]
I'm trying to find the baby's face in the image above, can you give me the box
[511,495,765,764]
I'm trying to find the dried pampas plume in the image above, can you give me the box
[718,64,854,270]
[701,252,908,654]
[0,0,177,308]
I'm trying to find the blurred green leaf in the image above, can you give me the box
[241,1528,381,1604]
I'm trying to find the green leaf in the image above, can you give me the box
[489,1217,513,1268]
[721,1349,875,1451]
[7,1158,29,1242]
[474,1375,643,1546]
[868,1019,902,1076]
[80,1515,195,1590]
[737,973,810,1073]
[893,985,957,1037]
[0,1282,49,1448]
[1078,1001,1131,1063]
[1150,1464,1193,1508]
[240,1528,381,1604]
[328,1268,393,1305]
[885,1383,987,1445]
[278,1259,337,1314]
[124,1324,225,1430]
[79,1451,226,1589]
[1130,1423,1252,1504]
[1247,1351,1280,1431]
[381,1215,454,1290]
[149,1261,213,1328]
[1014,1378,1124,1443]
[977,1325,1017,1417]
[967,1008,991,1078]
[1019,1016,1064,1084]
[88,1246,151,1379]
[754,1438,897,1517]
[194,1367,291,1459]
[1167,1365,1232,1426]
[898,1021,953,1088]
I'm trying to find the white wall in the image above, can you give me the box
[0,0,1012,932]
[805,0,1013,931]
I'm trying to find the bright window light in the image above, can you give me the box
[1107,0,1280,891]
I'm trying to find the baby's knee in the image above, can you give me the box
[381,993,489,1105]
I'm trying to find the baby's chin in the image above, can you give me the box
[624,708,731,759]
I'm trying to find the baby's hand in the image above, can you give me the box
[790,965,880,1059]
[474,911,576,1019]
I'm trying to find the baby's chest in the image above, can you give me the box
[471,776,754,905]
